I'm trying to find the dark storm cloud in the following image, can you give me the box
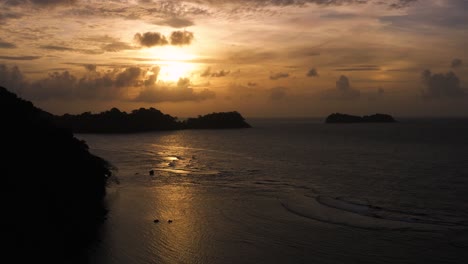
[451,58,463,69]
[321,75,360,100]
[170,30,194,46]
[421,70,465,99]
[306,68,318,77]
[0,55,41,60]
[0,39,16,48]
[247,82,257,86]
[134,32,168,47]
[270,72,289,80]
[154,17,195,28]
[269,86,288,101]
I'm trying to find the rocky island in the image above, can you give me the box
[1,87,111,263]
[325,113,396,123]
[184,111,251,129]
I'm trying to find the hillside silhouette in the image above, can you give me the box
[1,87,111,263]
[54,109,251,133]
[55,107,181,133]
[325,113,396,123]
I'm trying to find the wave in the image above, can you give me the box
[279,193,468,232]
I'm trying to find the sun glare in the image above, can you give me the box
[145,46,198,82]
[158,62,195,82]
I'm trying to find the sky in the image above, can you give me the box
[0,0,467,117]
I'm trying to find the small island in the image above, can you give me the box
[325,113,396,123]
[1,87,111,262]
[185,112,251,129]
[53,108,251,133]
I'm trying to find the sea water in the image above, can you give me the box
[79,118,468,263]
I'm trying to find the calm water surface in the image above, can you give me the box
[78,118,468,263]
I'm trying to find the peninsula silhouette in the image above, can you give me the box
[54,108,251,133]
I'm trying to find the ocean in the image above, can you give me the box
[77,118,468,263]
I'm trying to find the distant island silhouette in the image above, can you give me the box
[1,87,111,263]
[54,108,251,133]
[325,113,396,123]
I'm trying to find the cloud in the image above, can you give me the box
[269,86,288,101]
[421,70,465,99]
[0,55,41,60]
[211,69,230,77]
[335,65,380,71]
[154,17,195,28]
[247,82,257,86]
[1,64,215,103]
[388,0,418,9]
[184,0,418,9]
[134,31,194,47]
[306,68,318,77]
[270,72,289,80]
[134,77,216,103]
[321,75,360,100]
[0,11,23,24]
[227,50,277,64]
[115,67,142,87]
[84,64,96,72]
[170,30,194,46]
[0,64,27,91]
[451,58,463,69]
[134,32,168,47]
[24,67,144,100]
[101,41,137,52]
[4,0,77,6]
[40,45,74,51]
[200,67,211,77]
[380,1,468,29]
[0,39,16,48]
[39,44,104,54]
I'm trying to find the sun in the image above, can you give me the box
[145,46,197,82]
[158,62,195,82]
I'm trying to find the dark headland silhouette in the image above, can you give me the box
[54,108,251,133]
[1,87,111,263]
[325,113,396,123]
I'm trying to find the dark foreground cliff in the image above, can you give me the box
[325,113,396,123]
[0,87,111,263]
